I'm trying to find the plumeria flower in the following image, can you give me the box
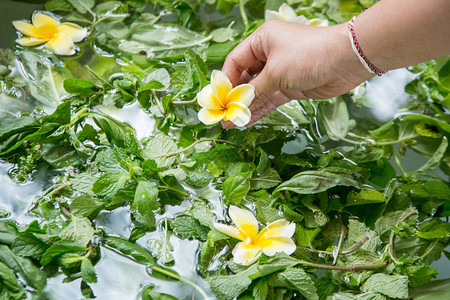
[214,206,296,265]
[197,70,255,127]
[265,3,329,26]
[12,12,87,56]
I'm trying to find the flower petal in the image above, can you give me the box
[32,13,60,29]
[57,23,87,42]
[255,219,296,243]
[309,18,329,27]
[197,84,223,109]
[228,206,259,241]
[197,108,225,125]
[290,15,310,25]
[265,10,284,21]
[223,102,251,127]
[225,84,254,107]
[232,242,262,265]
[12,21,39,37]
[279,4,298,20]
[45,33,75,55]
[213,223,245,241]
[257,237,296,257]
[211,70,232,103]
[15,37,47,47]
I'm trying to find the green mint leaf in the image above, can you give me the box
[64,78,98,97]
[11,233,48,259]
[189,201,216,228]
[66,0,94,13]
[0,244,47,290]
[58,217,95,246]
[346,189,385,206]
[0,221,19,245]
[147,232,174,265]
[273,169,361,196]
[361,274,408,299]
[406,265,438,288]
[318,96,350,141]
[0,261,24,297]
[270,267,319,300]
[141,133,178,169]
[133,181,159,215]
[105,236,156,265]
[251,168,282,190]
[92,172,131,198]
[70,194,105,218]
[417,220,450,240]
[81,258,97,283]
[207,265,258,300]
[170,215,209,241]
[223,171,252,205]
[343,219,381,252]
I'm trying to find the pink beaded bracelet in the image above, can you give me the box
[348,16,387,76]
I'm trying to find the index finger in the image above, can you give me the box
[222,30,268,86]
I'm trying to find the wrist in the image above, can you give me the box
[329,22,375,84]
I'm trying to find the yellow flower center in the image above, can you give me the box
[36,23,58,40]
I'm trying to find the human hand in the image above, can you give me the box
[221,20,374,128]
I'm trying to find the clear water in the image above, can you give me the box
[0,0,448,299]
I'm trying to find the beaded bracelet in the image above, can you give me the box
[348,16,386,76]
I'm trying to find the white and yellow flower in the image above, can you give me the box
[214,206,296,265]
[265,3,329,26]
[12,12,87,56]
[197,70,254,127]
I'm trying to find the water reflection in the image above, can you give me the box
[365,68,416,121]
[0,162,48,224]
[97,101,155,140]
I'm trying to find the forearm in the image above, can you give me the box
[355,0,450,71]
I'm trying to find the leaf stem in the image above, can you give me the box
[388,211,418,264]
[299,260,387,271]
[420,239,439,262]
[164,138,240,158]
[158,185,204,202]
[171,99,198,105]
[392,151,406,178]
[69,107,89,127]
[306,236,369,255]
[239,0,249,29]
[45,182,72,198]
[332,213,344,266]
[149,265,209,299]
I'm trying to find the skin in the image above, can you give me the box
[221,0,450,128]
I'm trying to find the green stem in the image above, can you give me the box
[420,239,439,262]
[171,99,198,105]
[164,138,240,158]
[307,236,369,256]
[393,151,406,178]
[82,243,94,259]
[158,185,203,202]
[239,0,249,29]
[332,213,344,266]
[69,107,89,127]
[388,211,418,264]
[150,265,209,299]
[46,182,72,198]
[341,137,361,145]
[299,261,387,271]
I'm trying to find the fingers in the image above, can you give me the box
[222,25,269,86]
[247,90,291,125]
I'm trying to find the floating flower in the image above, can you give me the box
[12,12,87,55]
[214,206,296,265]
[265,3,329,26]
[197,70,254,127]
